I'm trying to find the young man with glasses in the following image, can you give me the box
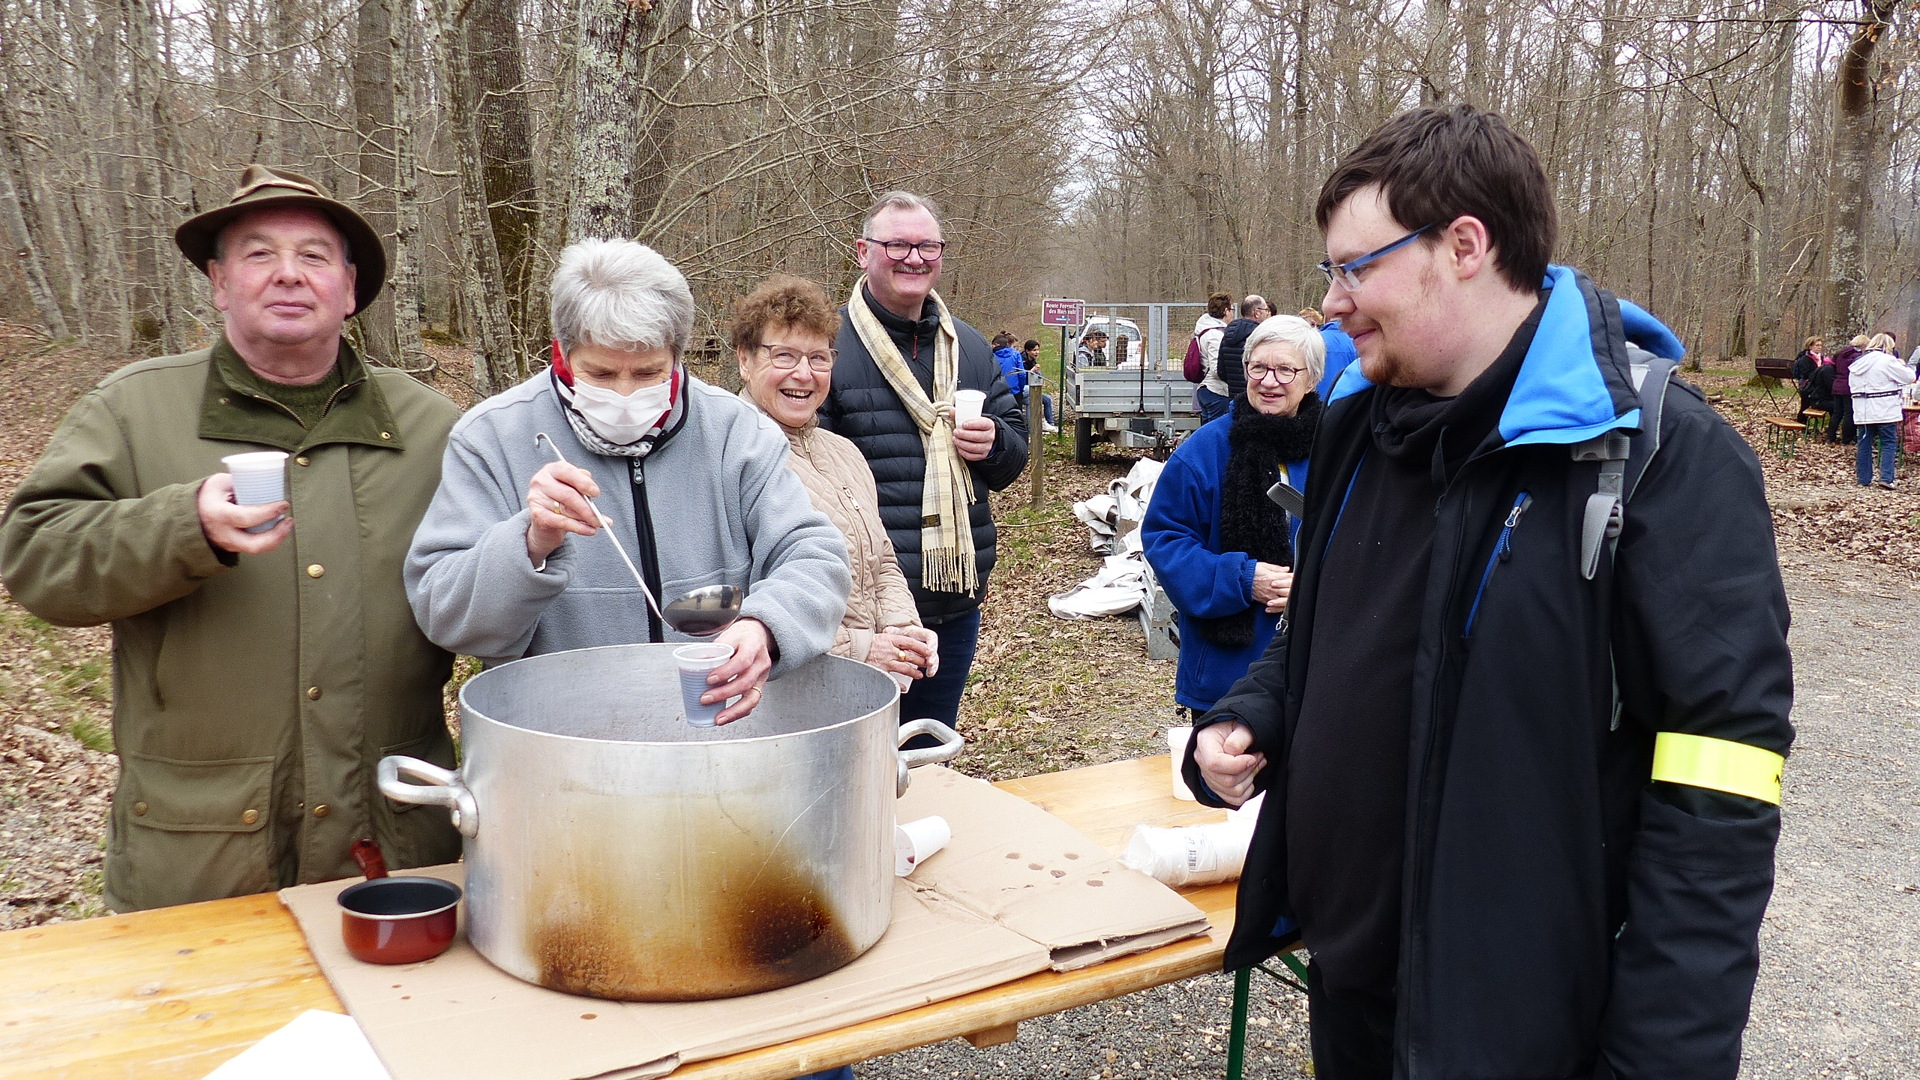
[1188,105,1792,1079]
[818,191,1030,736]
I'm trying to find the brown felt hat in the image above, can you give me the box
[174,165,386,316]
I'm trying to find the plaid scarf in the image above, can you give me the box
[845,281,978,594]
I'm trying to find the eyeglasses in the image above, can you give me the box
[758,344,836,373]
[1317,222,1442,291]
[863,237,947,262]
[1245,361,1307,385]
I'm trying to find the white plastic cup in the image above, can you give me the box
[222,451,289,533]
[952,389,986,424]
[673,643,736,727]
[894,815,952,876]
[1168,725,1196,801]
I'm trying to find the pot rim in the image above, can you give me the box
[459,646,898,749]
[338,876,463,920]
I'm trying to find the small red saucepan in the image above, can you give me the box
[337,838,462,965]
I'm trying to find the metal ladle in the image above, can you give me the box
[532,433,743,639]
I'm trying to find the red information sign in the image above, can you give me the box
[1041,298,1085,327]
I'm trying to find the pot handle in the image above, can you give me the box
[894,719,965,797]
[377,756,480,839]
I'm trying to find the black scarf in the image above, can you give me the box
[1189,392,1322,647]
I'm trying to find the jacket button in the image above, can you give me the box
[307,686,322,700]
[133,801,148,816]
[295,455,311,467]
[218,397,229,405]
[312,804,330,819]
[306,564,325,578]
[380,431,392,440]
[241,809,259,825]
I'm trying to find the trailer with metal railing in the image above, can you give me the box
[1065,302,1207,465]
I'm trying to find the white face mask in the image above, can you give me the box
[569,377,674,444]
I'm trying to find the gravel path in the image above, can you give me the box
[861,559,1920,1079]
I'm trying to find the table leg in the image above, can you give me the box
[1227,966,1251,1080]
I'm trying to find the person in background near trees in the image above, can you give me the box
[819,191,1030,737]
[1193,291,1234,423]
[1075,327,1109,368]
[732,274,939,694]
[992,331,1029,415]
[1792,335,1826,425]
[1188,104,1792,1079]
[1216,294,1273,399]
[405,240,850,725]
[1828,334,1867,444]
[0,165,465,911]
[1848,332,1916,490]
[1142,315,1324,716]
[1021,338,1058,433]
[1313,307,1361,400]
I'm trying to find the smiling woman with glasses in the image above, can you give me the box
[732,273,940,692]
[1141,314,1326,717]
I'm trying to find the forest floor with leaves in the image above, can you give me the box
[0,325,1915,1075]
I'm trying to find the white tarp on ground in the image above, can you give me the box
[1049,459,1163,620]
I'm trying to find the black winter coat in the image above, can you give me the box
[821,291,1030,624]
[1216,318,1260,398]
[1186,271,1793,1079]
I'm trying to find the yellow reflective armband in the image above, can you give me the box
[1650,732,1783,805]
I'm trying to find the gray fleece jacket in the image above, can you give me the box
[406,371,850,669]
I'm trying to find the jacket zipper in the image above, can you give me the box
[629,458,665,643]
[1463,491,1532,638]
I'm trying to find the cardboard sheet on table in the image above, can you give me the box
[281,764,1206,1080]
[895,766,1210,970]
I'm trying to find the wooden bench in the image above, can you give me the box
[1764,416,1806,458]
[1802,407,1829,438]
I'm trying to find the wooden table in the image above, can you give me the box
[0,756,1240,1079]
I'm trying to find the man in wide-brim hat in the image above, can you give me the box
[0,164,464,911]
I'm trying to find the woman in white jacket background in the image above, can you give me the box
[1848,332,1917,489]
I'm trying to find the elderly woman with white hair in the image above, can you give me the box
[1142,315,1325,715]
[406,239,851,722]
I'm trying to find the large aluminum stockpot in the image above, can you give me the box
[376,644,961,1001]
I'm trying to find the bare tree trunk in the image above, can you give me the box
[570,0,648,241]
[631,0,690,233]
[424,0,520,394]
[388,0,430,372]
[352,0,400,363]
[0,160,70,339]
[464,0,541,362]
[1820,0,1899,338]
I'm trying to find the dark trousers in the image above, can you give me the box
[1306,960,1396,1080]
[899,607,980,742]
[1828,394,1855,443]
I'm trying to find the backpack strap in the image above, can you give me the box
[1573,348,1676,581]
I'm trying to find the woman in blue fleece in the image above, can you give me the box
[1143,315,1324,713]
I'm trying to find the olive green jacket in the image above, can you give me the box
[0,338,462,911]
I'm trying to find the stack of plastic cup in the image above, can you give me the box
[222,451,289,533]
[952,389,986,424]
[674,643,735,727]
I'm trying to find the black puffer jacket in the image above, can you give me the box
[1186,269,1793,1079]
[1216,317,1260,398]
[821,289,1029,624]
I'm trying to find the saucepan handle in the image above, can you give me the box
[894,719,965,797]
[378,756,480,839]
